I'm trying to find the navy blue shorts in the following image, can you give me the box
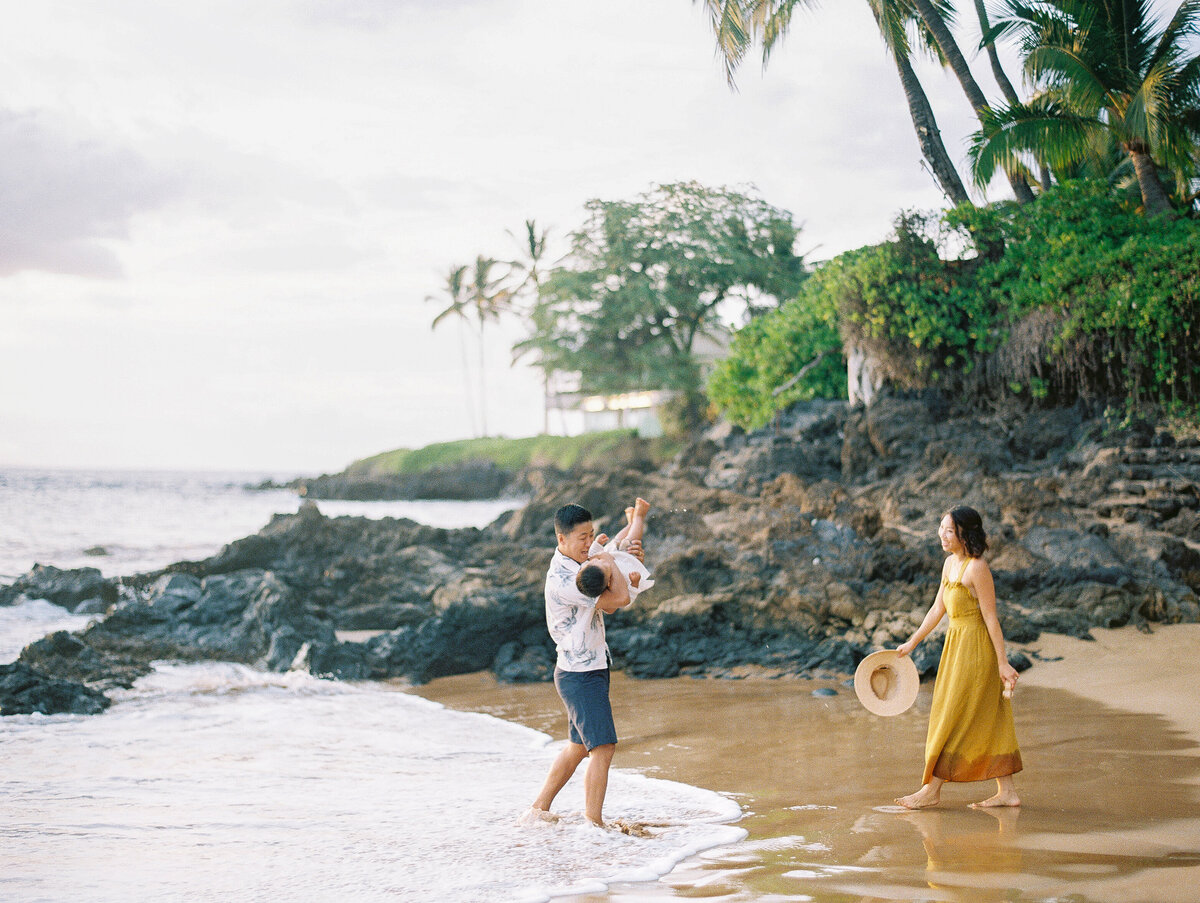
[554,667,618,750]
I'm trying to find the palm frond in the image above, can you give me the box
[698,0,753,85]
[969,100,1099,186]
[869,0,914,58]
[1026,45,1108,113]
[1146,0,1200,75]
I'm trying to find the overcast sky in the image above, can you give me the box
[1,0,1007,473]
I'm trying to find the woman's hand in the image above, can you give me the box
[896,640,916,657]
[999,661,1018,697]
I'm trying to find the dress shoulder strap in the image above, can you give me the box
[955,556,972,584]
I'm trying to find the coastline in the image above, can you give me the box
[413,624,1200,902]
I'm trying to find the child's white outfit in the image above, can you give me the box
[588,539,654,601]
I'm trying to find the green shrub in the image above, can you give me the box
[347,430,678,477]
[707,263,846,429]
[831,211,997,388]
[952,182,1200,406]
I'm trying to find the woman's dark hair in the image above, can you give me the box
[554,503,593,535]
[576,563,607,597]
[949,505,989,558]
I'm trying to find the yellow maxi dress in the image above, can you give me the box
[922,557,1022,784]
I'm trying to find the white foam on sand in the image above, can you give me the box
[0,660,746,902]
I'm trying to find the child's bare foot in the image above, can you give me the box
[629,572,641,588]
[633,497,650,517]
[624,507,634,526]
[895,785,941,810]
[970,792,1021,809]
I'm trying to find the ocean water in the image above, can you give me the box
[0,469,747,901]
[0,467,523,580]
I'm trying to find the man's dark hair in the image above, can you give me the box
[554,503,592,535]
[576,563,608,597]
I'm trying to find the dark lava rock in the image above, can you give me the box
[0,662,110,716]
[0,564,118,612]
[9,395,1200,712]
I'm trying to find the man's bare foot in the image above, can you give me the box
[895,786,941,810]
[969,792,1021,809]
[630,572,641,588]
[610,818,654,837]
[518,806,560,826]
[633,497,650,517]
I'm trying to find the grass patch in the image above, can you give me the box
[345,430,679,477]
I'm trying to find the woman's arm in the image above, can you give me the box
[971,560,1018,690]
[897,582,947,656]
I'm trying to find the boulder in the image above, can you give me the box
[0,662,109,716]
[0,565,118,611]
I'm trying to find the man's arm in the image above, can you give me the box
[596,566,631,614]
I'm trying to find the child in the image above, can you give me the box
[575,497,654,601]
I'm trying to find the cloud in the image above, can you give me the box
[0,110,175,278]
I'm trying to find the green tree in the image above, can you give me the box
[971,0,1200,217]
[516,182,806,427]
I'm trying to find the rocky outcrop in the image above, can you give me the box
[269,459,517,501]
[0,564,117,614]
[6,395,1200,715]
[0,662,110,716]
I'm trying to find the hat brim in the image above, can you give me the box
[854,650,920,716]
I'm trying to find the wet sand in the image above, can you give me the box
[413,624,1200,902]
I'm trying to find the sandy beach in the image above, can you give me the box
[413,624,1200,903]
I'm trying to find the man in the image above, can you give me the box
[525,503,640,827]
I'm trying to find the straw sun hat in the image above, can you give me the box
[854,650,920,716]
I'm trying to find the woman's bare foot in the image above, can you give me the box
[895,784,941,809]
[969,791,1021,809]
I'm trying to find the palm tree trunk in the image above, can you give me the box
[909,0,1035,203]
[890,41,972,205]
[972,0,1052,190]
[479,321,489,437]
[974,0,1019,106]
[1128,148,1177,218]
[458,318,479,438]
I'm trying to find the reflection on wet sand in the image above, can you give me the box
[414,670,1200,903]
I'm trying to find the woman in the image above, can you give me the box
[895,506,1022,809]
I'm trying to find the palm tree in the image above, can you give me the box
[507,219,549,294]
[428,264,480,437]
[465,255,512,437]
[905,0,1039,201]
[971,0,1054,189]
[971,0,1200,217]
[506,220,553,432]
[698,0,972,205]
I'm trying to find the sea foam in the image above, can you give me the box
[1,658,745,902]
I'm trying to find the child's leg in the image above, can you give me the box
[610,517,632,548]
[618,497,650,550]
